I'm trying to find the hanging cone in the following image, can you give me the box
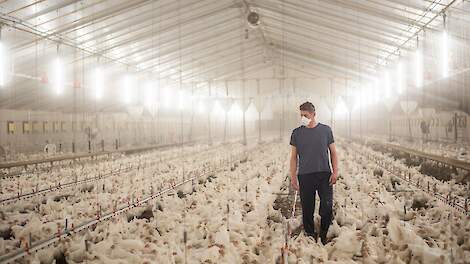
[287,95,300,108]
[399,101,418,114]
[221,97,233,113]
[418,108,436,119]
[206,98,216,112]
[127,106,144,117]
[195,98,204,113]
[253,96,266,113]
[342,95,355,112]
[384,96,398,113]
[240,98,252,112]
[324,96,337,113]
[271,96,283,111]
[144,103,159,117]
[262,98,274,119]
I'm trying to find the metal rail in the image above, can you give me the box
[352,146,468,216]
[0,166,131,206]
[0,143,229,206]
[0,150,249,264]
[379,141,470,172]
[0,141,193,170]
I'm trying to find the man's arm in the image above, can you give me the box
[329,143,338,185]
[290,146,299,191]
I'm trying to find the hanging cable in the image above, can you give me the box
[280,0,286,140]
[240,9,247,146]
[178,0,184,150]
[441,12,449,78]
[0,24,6,88]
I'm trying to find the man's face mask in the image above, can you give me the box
[300,116,311,126]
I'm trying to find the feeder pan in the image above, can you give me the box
[399,101,418,115]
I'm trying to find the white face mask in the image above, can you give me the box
[300,116,311,126]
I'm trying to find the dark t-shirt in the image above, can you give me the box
[289,123,334,175]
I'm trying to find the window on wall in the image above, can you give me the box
[43,121,50,133]
[61,122,67,132]
[32,121,41,133]
[7,121,16,134]
[53,121,60,133]
[23,121,31,134]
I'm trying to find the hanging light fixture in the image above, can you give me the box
[93,59,103,100]
[370,77,380,103]
[383,69,391,99]
[0,25,6,88]
[334,97,348,116]
[414,36,423,88]
[52,44,64,95]
[177,89,185,110]
[441,13,449,78]
[197,98,205,113]
[144,80,155,109]
[122,73,132,104]
[396,60,404,95]
[161,84,172,109]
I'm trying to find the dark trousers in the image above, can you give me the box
[298,172,333,235]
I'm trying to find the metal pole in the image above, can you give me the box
[257,79,262,143]
[330,78,334,129]
[279,79,283,140]
[208,81,212,145]
[224,81,229,143]
[454,113,458,143]
[242,80,247,146]
[349,111,352,138]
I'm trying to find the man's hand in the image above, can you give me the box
[291,176,299,191]
[329,172,337,186]
[290,146,299,191]
[328,142,338,186]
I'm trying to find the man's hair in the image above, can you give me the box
[299,101,315,113]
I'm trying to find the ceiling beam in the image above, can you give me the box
[72,0,204,45]
[253,2,409,52]
[139,32,254,73]
[275,44,375,80]
[22,0,83,21]
[264,25,379,65]
[318,0,423,29]
[92,3,237,56]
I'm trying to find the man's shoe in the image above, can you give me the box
[305,232,318,243]
[319,231,328,245]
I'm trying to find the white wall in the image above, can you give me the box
[0,108,278,156]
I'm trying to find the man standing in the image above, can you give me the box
[289,102,338,244]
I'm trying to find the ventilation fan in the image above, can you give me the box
[247,11,260,27]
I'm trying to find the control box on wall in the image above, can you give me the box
[7,121,16,134]
[23,121,31,134]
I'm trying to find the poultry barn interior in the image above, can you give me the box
[0,0,469,263]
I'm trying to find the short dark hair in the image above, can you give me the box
[299,101,315,113]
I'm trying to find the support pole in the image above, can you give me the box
[208,81,212,146]
[257,79,262,144]
[224,81,229,143]
[242,80,247,146]
[454,113,458,143]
